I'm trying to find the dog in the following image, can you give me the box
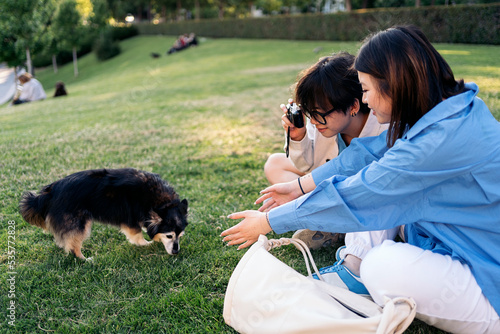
[19,168,188,260]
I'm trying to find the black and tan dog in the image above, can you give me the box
[20,168,188,260]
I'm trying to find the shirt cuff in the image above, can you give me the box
[268,200,304,234]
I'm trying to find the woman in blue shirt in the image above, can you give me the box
[222,25,500,333]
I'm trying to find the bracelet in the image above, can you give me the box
[265,212,271,227]
[297,177,305,195]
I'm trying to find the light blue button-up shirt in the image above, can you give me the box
[269,83,500,314]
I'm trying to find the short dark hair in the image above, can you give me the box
[295,52,369,118]
[354,25,465,147]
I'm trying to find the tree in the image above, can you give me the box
[0,0,54,75]
[76,0,94,20]
[345,0,352,11]
[0,32,21,71]
[105,0,136,21]
[89,0,111,29]
[40,29,61,73]
[257,0,282,14]
[207,0,239,19]
[52,0,84,77]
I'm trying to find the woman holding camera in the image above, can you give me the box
[222,25,500,333]
[265,52,389,249]
[264,52,387,185]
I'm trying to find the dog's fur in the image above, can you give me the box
[19,168,188,260]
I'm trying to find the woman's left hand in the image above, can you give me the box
[221,210,272,250]
[255,181,302,212]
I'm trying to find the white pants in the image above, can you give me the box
[344,228,400,259]
[345,231,500,333]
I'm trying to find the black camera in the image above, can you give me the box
[284,102,304,158]
[286,103,304,128]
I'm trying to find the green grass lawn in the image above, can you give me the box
[1,36,499,333]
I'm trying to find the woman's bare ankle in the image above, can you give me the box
[343,254,362,277]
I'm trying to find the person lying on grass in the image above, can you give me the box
[222,25,500,334]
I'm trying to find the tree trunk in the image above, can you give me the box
[345,0,352,12]
[52,54,58,73]
[161,5,167,21]
[316,0,323,13]
[72,46,78,77]
[137,6,142,21]
[195,0,200,21]
[26,47,33,75]
[416,0,421,7]
[218,2,224,19]
[177,0,183,21]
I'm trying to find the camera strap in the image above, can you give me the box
[286,127,291,158]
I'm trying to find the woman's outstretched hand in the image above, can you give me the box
[221,210,272,250]
[255,181,302,212]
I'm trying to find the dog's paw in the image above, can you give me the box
[85,257,94,262]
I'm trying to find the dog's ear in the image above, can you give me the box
[180,199,188,215]
[154,204,167,214]
[147,222,160,239]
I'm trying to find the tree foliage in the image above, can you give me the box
[52,0,84,50]
[89,0,112,29]
[0,0,54,71]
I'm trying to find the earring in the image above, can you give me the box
[351,112,357,117]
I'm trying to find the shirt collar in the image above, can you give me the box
[405,82,478,140]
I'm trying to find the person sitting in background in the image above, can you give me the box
[54,81,68,97]
[264,52,388,249]
[12,73,46,105]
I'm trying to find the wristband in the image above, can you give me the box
[265,212,271,228]
[298,177,305,195]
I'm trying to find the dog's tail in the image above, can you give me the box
[19,191,48,229]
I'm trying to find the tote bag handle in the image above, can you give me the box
[266,237,324,281]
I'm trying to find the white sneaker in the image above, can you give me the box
[312,258,370,297]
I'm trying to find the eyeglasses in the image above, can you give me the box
[303,108,337,125]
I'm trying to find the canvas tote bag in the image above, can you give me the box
[223,235,416,334]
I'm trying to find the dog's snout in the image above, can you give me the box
[159,234,181,255]
[172,243,179,255]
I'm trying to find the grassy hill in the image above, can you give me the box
[1,35,499,333]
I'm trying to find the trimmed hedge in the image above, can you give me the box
[136,3,500,44]
[109,25,139,41]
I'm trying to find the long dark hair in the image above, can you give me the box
[354,25,465,147]
[295,52,369,116]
